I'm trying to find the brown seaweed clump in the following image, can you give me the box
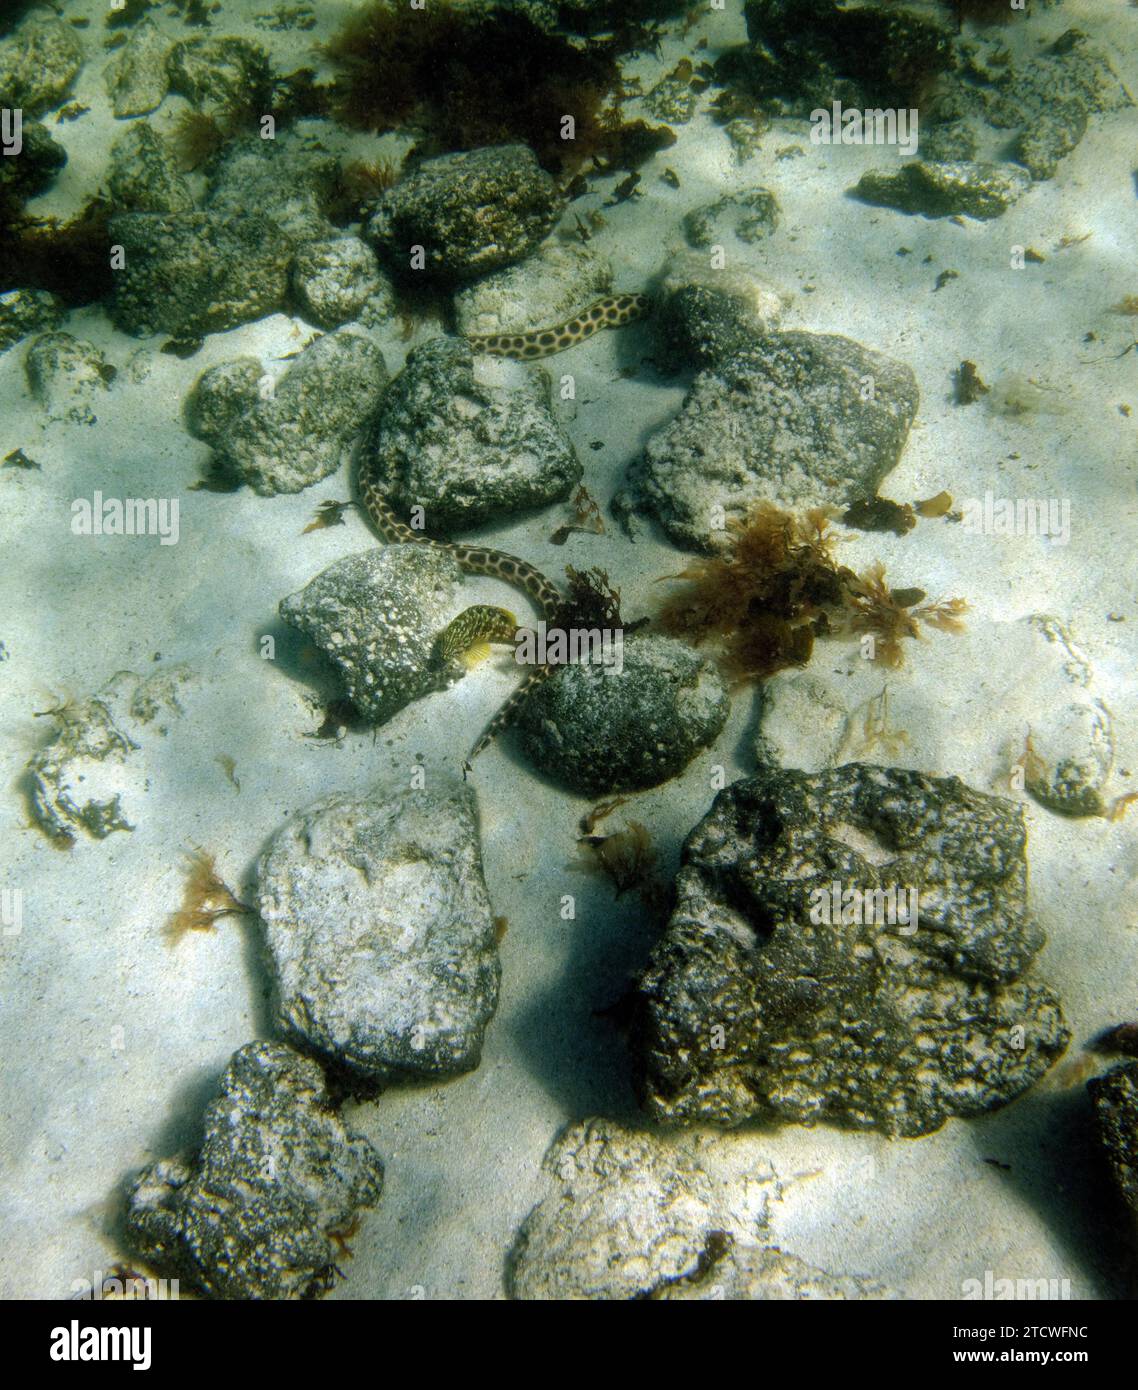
[165,850,251,944]
[323,1,667,174]
[657,503,967,679]
[0,197,115,305]
[658,505,846,681]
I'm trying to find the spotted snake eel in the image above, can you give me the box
[356,293,649,762]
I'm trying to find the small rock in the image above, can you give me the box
[207,136,340,244]
[509,1118,892,1300]
[634,764,1070,1135]
[363,335,580,532]
[514,634,729,795]
[258,782,501,1083]
[126,1041,385,1300]
[186,329,388,495]
[683,187,781,247]
[853,160,1032,220]
[27,668,191,842]
[166,36,271,118]
[24,332,113,424]
[622,332,918,551]
[291,236,388,329]
[0,16,85,117]
[0,289,63,354]
[644,75,698,124]
[1014,106,1087,182]
[453,240,612,339]
[104,16,171,119]
[0,120,67,201]
[722,116,766,163]
[107,124,193,215]
[366,144,562,282]
[279,545,466,726]
[1088,1062,1138,1245]
[654,279,782,372]
[108,210,293,338]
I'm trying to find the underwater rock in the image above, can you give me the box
[27,668,191,843]
[291,236,388,329]
[279,545,466,726]
[0,120,67,201]
[723,0,953,115]
[1020,617,1113,818]
[508,1118,892,1300]
[0,289,63,354]
[924,30,1128,183]
[366,144,561,282]
[655,282,781,373]
[166,36,272,118]
[104,16,172,119]
[1014,108,1088,183]
[186,329,387,495]
[919,119,978,164]
[1088,1062,1138,1242]
[24,332,113,424]
[453,240,612,339]
[513,634,729,795]
[1025,700,1113,819]
[683,188,781,247]
[853,160,1032,220]
[125,1041,385,1300]
[0,16,85,118]
[259,783,501,1084]
[109,210,293,339]
[634,764,1070,1135]
[207,136,341,245]
[363,335,580,532]
[623,332,918,551]
[107,124,193,216]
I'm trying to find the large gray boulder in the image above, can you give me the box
[258,783,501,1084]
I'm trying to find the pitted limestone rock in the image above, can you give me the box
[258,782,500,1083]
[104,17,171,118]
[621,332,917,551]
[508,1118,892,1300]
[362,335,580,531]
[291,236,390,329]
[125,1042,384,1300]
[514,634,729,795]
[186,330,388,495]
[453,240,612,340]
[634,764,1069,1136]
[853,161,1032,220]
[24,333,113,424]
[1089,1062,1138,1244]
[0,16,85,116]
[109,211,293,339]
[279,545,468,727]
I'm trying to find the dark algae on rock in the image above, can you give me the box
[634,764,1069,1136]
